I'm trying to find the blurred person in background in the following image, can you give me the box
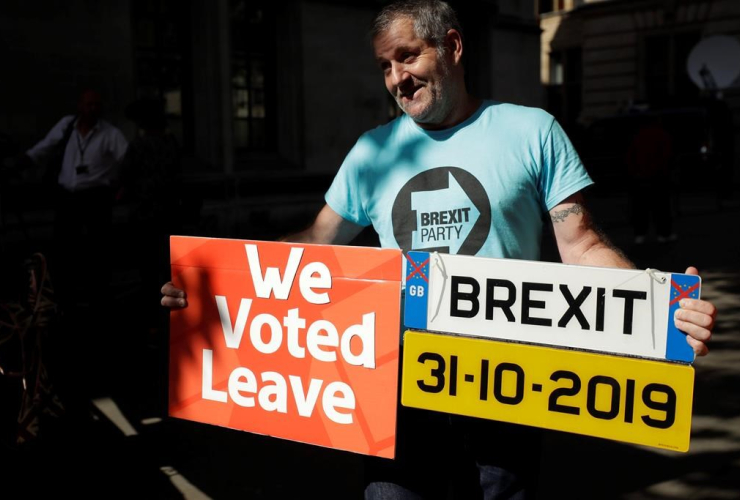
[19,89,128,308]
[627,115,675,244]
[9,89,128,429]
[704,95,736,207]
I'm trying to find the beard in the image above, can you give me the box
[394,57,453,125]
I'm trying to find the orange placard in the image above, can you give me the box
[169,236,402,458]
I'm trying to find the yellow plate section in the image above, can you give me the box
[401,331,694,452]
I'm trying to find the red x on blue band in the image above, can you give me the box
[405,254,429,283]
[670,279,700,306]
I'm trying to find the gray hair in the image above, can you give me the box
[371,0,463,56]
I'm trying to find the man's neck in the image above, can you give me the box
[415,92,482,131]
[76,118,98,138]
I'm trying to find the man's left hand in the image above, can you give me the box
[674,266,716,357]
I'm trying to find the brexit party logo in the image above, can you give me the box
[391,167,491,255]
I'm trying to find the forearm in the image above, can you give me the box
[279,204,363,245]
[279,228,320,244]
[559,229,634,269]
[551,194,634,269]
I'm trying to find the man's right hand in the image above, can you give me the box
[161,281,187,308]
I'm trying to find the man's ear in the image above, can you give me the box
[445,29,463,65]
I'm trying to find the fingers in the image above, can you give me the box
[675,304,713,357]
[677,268,715,358]
[686,335,709,357]
[675,306,715,331]
[161,296,187,308]
[161,281,183,297]
[161,281,188,308]
[679,298,717,318]
[674,314,712,341]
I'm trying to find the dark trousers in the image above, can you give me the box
[364,407,542,500]
[364,345,542,499]
[46,186,115,415]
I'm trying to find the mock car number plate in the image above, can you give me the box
[401,331,694,452]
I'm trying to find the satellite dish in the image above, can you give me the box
[687,35,740,90]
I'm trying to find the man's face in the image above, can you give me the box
[78,90,103,122]
[374,18,454,127]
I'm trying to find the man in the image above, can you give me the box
[162,1,715,497]
[627,116,675,243]
[24,89,128,305]
[17,89,129,424]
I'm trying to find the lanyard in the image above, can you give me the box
[75,127,95,165]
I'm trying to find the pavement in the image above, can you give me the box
[1,189,739,499]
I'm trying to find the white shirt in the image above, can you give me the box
[27,115,128,192]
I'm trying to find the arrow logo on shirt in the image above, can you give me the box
[411,172,481,254]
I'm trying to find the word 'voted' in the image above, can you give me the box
[169,237,402,458]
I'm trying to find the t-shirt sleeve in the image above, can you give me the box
[538,117,593,211]
[324,136,373,227]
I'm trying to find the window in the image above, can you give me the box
[546,48,582,128]
[539,0,566,15]
[132,0,193,148]
[550,51,564,85]
[231,1,277,154]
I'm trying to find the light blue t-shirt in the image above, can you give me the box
[325,101,592,261]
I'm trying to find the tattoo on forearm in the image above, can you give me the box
[550,203,585,223]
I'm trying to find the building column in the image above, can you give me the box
[191,0,234,174]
